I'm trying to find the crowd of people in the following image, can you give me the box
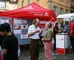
[0,18,74,60]
[28,18,74,60]
[28,18,53,60]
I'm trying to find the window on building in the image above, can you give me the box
[36,0,40,2]
[22,1,24,7]
[60,8,64,14]
[65,0,69,3]
[53,6,58,16]
[65,9,68,13]
[9,0,17,3]
[28,0,30,4]
[0,2,5,9]
[60,0,64,2]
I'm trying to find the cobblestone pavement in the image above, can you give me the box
[19,46,74,60]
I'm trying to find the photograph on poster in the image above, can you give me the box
[21,34,28,39]
[14,24,21,30]
[14,24,21,34]
[21,24,28,29]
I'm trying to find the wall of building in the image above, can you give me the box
[59,0,71,7]
[0,1,17,11]
[18,0,48,9]
[6,2,17,10]
[51,0,71,16]
[31,0,48,9]
[17,0,28,8]
[52,0,71,7]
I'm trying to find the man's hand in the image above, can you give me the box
[2,49,7,55]
[41,37,51,42]
[41,38,44,41]
[35,30,40,33]
[28,30,40,36]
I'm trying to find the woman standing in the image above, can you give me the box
[42,22,53,60]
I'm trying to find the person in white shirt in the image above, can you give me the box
[28,18,40,60]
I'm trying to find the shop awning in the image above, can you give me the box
[57,13,74,18]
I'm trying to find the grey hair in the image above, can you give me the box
[46,22,52,27]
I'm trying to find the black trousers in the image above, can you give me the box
[53,37,56,51]
[30,39,39,60]
[70,36,74,53]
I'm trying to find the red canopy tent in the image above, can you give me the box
[0,2,56,21]
[0,2,56,46]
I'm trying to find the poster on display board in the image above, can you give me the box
[14,18,28,39]
[21,19,28,39]
[0,17,12,32]
[14,24,21,34]
[40,21,47,28]
[14,18,22,34]
[21,34,28,39]
[14,18,22,24]
[21,18,28,29]
[0,17,10,24]
[1,20,9,24]
[21,24,28,29]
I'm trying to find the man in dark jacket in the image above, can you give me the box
[53,23,60,51]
